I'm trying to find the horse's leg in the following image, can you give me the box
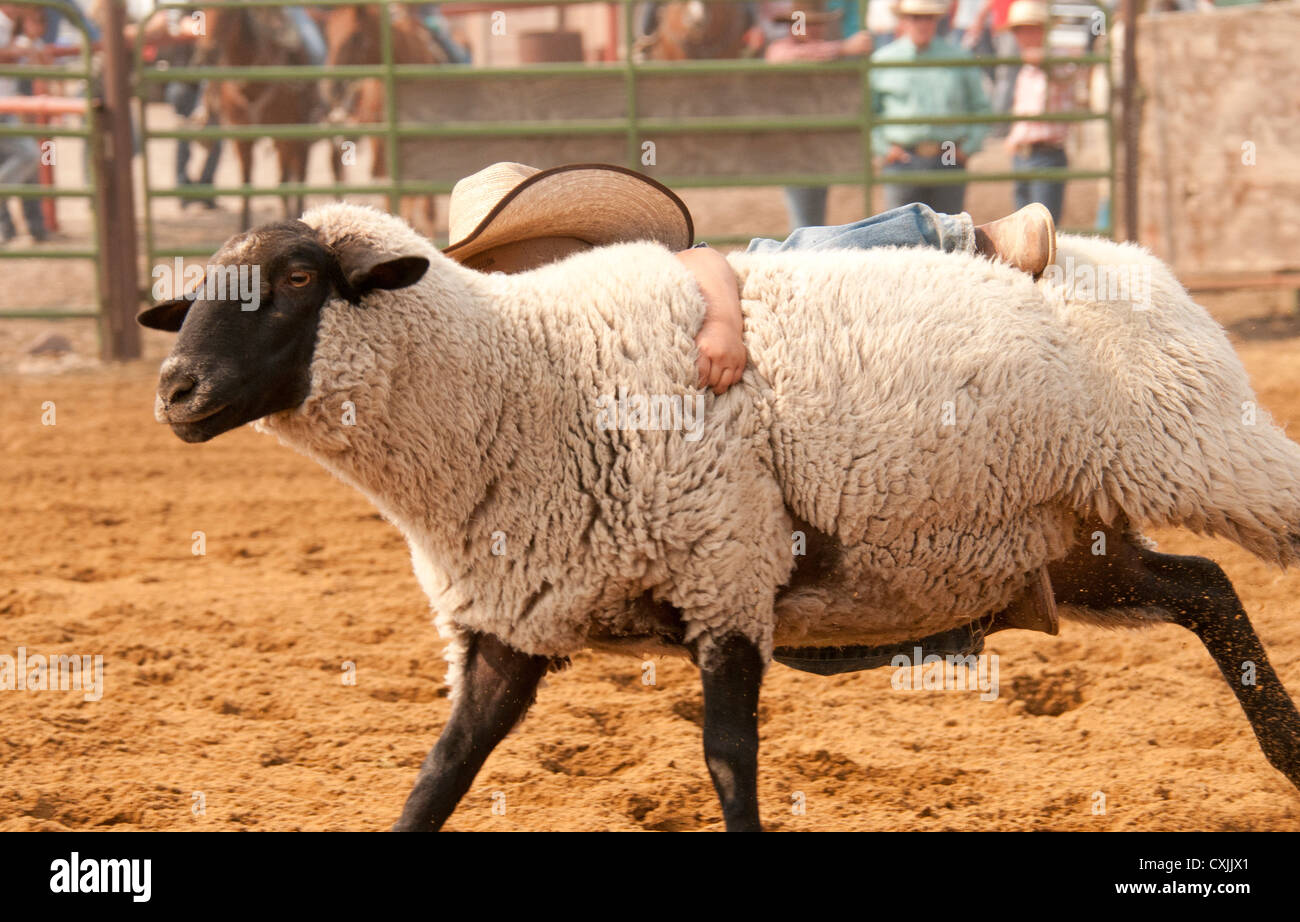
[274,141,304,220]
[696,632,764,831]
[359,80,388,182]
[420,194,437,236]
[288,141,308,218]
[330,136,344,193]
[391,631,549,831]
[276,143,290,219]
[1051,527,1300,789]
[235,139,254,231]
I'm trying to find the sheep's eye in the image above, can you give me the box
[287,270,313,288]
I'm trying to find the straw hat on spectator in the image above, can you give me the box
[443,162,694,270]
[1005,0,1050,28]
[892,0,951,16]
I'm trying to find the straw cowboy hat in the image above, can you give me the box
[1005,0,1050,27]
[892,0,951,16]
[443,162,694,269]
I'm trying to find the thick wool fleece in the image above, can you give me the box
[258,204,1300,692]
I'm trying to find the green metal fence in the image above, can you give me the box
[0,0,101,321]
[135,0,1115,266]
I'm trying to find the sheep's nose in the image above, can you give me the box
[159,364,198,407]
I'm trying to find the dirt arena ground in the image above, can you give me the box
[2,127,1299,830]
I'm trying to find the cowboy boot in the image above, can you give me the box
[973,203,1056,278]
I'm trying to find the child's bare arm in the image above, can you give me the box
[674,246,747,394]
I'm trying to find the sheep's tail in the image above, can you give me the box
[1052,234,1300,567]
[1088,392,1300,569]
[1175,420,1300,567]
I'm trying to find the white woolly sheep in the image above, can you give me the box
[139,203,1300,831]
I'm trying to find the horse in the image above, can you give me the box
[197,5,322,230]
[321,4,448,236]
[636,1,761,61]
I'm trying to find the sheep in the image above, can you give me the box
[140,202,1300,831]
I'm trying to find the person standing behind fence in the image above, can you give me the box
[1003,0,1075,222]
[964,0,1016,133]
[143,7,222,209]
[766,2,873,230]
[0,5,50,243]
[871,0,990,214]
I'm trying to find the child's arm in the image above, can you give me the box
[674,246,747,394]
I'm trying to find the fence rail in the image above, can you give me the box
[0,0,102,330]
[1,0,1117,355]
[134,0,1115,263]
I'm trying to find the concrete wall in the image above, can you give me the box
[1136,2,1300,275]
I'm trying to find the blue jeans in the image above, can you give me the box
[165,81,222,187]
[880,153,968,215]
[991,29,1020,135]
[747,202,973,255]
[0,124,46,238]
[286,7,328,65]
[1013,146,1067,223]
[781,185,828,231]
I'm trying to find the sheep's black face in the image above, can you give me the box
[139,220,428,443]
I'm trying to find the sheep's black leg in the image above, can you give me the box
[697,633,764,831]
[1051,535,1300,789]
[1136,550,1300,789]
[392,631,549,831]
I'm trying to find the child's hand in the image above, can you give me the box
[696,319,747,395]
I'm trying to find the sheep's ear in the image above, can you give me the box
[137,298,190,332]
[347,256,430,296]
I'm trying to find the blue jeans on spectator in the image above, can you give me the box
[1012,145,1067,223]
[165,81,222,190]
[286,7,328,65]
[0,129,48,240]
[747,202,973,255]
[781,185,829,231]
[880,152,967,215]
[991,29,1020,135]
[43,0,101,44]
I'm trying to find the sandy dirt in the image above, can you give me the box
[2,128,1299,829]
[0,304,1297,833]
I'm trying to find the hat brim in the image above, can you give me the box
[442,163,694,262]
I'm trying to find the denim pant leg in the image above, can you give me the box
[927,173,967,215]
[0,136,44,236]
[286,7,328,65]
[881,154,966,215]
[880,159,922,212]
[195,92,223,187]
[1012,148,1067,222]
[782,186,828,231]
[991,30,1020,130]
[746,202,973,254]
[166,82,201,183]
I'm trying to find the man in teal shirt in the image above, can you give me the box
[872,0,992,213]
